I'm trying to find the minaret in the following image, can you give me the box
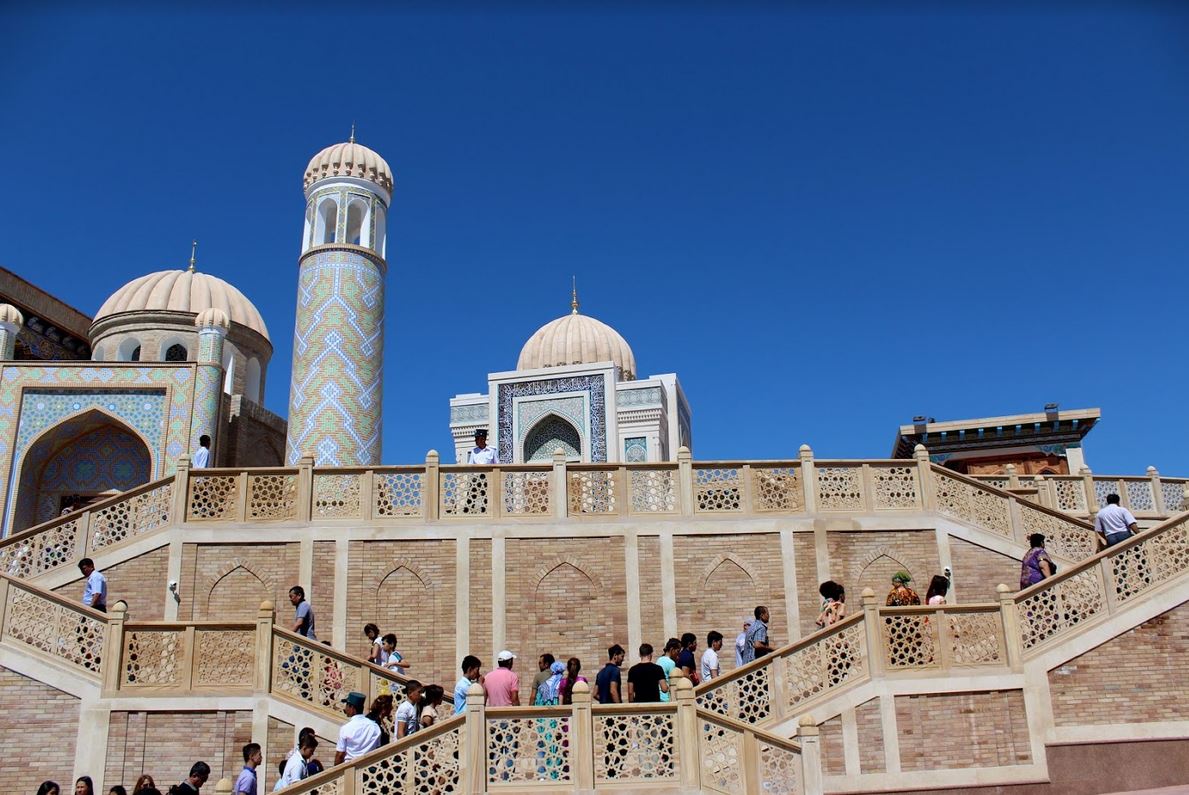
[285,133,392,466]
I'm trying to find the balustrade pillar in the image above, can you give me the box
[296,456,314,523]
[860,589,883,678]
[462,682,487,793]
[214,778,232,794]
[1080,467,1096,518]
[677,446,694,516]
[255,600,275,694]
[996,584,1022,672]
[570,680,596,790]
[102,600,128,694]
[0,577,10,638]
[425,450,441,521]
[172,457,191,524]
[552,449,568,519]
[1005,463,1019,489]
[1149,466,1165,515]
[671,671,701,791]
[799,444,817,513]
[913,444,934,510]
[797,714,824,795]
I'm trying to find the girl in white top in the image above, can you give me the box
[364,623,383,665]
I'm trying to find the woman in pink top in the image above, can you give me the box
[559,657,588,706]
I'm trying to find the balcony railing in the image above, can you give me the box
[970,467,1189,520]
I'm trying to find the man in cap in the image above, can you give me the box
[334,691,381,765]
[485,650,521,706]
[734,617,753,668]
[467,429,498,465]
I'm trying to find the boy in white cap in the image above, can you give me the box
[485,650,520,706]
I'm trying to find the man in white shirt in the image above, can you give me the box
[276,735,317,789]
[701,631,723,681]
[78,557,107,612]
[468,429,497,464]
[734,617,753,668]
[334,692,381,764]
[1096,493,1139,547]
[192,434,211,468]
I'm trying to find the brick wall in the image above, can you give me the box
[1049,602,1189,726]
[895,690,1031,770]
[180,543,300,622]
[346,539,457,691]
[637,535,664,656]
[793,531,819,638]
[673,533,785,670]
[104,710,253,791]
[312,541,336,641]
[469,539,492,662]
[505,537,627,703]
[950,538,1020,603]
[53,547,169,619]
[855,697,885,773]
[827,530,941,604]
[0,665,79,792]
[819,714,845,775]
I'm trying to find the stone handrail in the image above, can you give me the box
[0,572,110,681]
[970,469,1189,519]
[696,594,1020,727]
[0,475,176,578]
[930,465,1100,560]
[1014,510,1189,655]
[272,675,821,795]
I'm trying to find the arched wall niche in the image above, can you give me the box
[524,414,582,462]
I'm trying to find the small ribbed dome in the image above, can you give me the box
[517,301,636,380]
[304,140,393,193]
[95,270,269,340]
[0,304,24,326]
[194,307,230,330]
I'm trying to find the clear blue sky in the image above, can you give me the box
[2,4,1186,472]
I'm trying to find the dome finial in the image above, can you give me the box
[571,275,579,315]
[349,121,356,144]
[188,239,198,273]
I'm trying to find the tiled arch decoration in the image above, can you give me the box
[498,375,607,463]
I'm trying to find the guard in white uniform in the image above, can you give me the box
[468,429,498,464]
[464,429,496,514]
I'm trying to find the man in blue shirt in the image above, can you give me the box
[595,644,625,703]
[453,655,483,714]
[288,585,316,640]
[234,742,261,794]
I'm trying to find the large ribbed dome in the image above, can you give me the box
[517,300,636,380]
[304,140,393,193]
[94,269,269,340]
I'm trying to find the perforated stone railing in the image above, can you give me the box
[0,573,108,680]
[1015,511,1189,655]
[118,623,256,692]
[972,469,1189,520]
[932,465,1099,561]
[274,676,819,795]
[271,626,409,720]
[0,476,176,579]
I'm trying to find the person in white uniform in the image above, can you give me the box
[334,691,381,764]
[464,429,496,514]
[192,434,211,468]
[468,429,497,464]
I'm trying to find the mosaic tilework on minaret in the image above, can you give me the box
[285,135,391,466]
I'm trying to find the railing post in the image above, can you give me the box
[996,585,1022,672]
[1007,496,1026,545]
[552,449,568,519]
[571,680,596,790]
[236,471,250,521]
[0,576,10,638]
[361,469,375,522]
[214,778,232,795]
[425,450,441,521]
[797,714,824,795]
[255,599,274,694]
[1034,476,1054,509]
[671,671,701,791]
[741,729,761,794]
[1079,466,1096,516]
[172,457,191,524]
[677,446,694,517]
[1149,466,1165,515]
[463,681,487,794]
[860,589,884,678]
[800,444,817,513]
[913,444,933,510]
[1006,463,1019,489]
[296,455,314,523]
[102,600,128,694]
[77,509,93,558]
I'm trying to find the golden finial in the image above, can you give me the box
[571,276,579,315]
[188,240,198,273]
[349,122,356,144]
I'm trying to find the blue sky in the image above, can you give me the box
[1,4,1186,471]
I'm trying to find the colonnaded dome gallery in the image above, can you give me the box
[0,135,1184,795]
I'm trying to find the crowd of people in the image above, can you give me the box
[36,763,213,795]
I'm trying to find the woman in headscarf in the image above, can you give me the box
[534,660,567,779]
[1020,534,1054,590]
[886,572,921,606]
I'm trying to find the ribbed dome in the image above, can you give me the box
[95,270,269,340]
[304,140,393,193]
[517,308,636,380]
